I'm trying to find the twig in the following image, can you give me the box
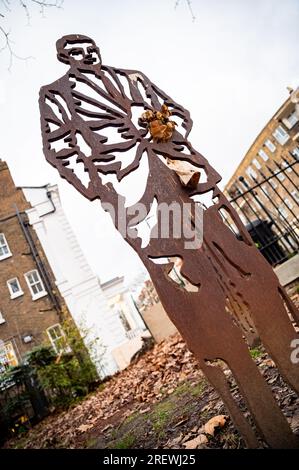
[0,0,63,70]
[186,0,196,22]
[0,25,33,71]
[19,0,31,25]
[174,0,196,22]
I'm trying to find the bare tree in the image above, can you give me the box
[0,0,63,70]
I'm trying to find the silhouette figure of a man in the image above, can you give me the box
[40,34,299,448]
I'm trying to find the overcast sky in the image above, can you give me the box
[0,0,298,284]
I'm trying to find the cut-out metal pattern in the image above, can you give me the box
[39,35,299,448]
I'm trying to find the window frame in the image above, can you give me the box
[291,190,299,203]
[258,149,269,161]
[284,198,293,210]
[7,277,24,299]
[0,311,5,325]
[0,233,12,261]
[47,324,71,354]
[24,269,47,301]
[285,110,299,128]
[264,139,276,153]
[252,158,262,170]
[272,125,290,145]
[0,341,18,374]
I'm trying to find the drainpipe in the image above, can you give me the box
[14,204,62,317]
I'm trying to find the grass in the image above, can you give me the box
[190,381,206,396]
[250,347,263,359]
[113,433,136,449]
[150,401,174,433]
[104,379,208,449]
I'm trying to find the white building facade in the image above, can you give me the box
[22,184,145,376]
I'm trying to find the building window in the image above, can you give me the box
[0,311,5,325]
[284,198,293,209]
[264,139,276,153]
[47,324,70,354]
[284,110,299,129]
[24,270,47,300]
[277,172,285,182]
[291,190,299,203]
[0,233,12,261]
[261,185,269,196]
[269,179,277,189]
[246,166,257,180]
[252,158,261,170]
[272,125,289,145]
[117,308,131,332]
[278,206,288,219]
[258,149,268,161]
[7,278,24,299]
[0,342,18,374]
[282,160,292,173]
[291,147,299,159]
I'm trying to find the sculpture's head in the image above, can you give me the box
[56,34,101,67]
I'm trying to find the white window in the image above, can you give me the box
[285,198,293,209]
[264,139,276,153]
[291,190,299,203]
[283,110,299,129]
[0,342,18,374]
[24,270,47,300]
[282,160,292,173]
[291,147,299,159]
[0,311,5,325]
[272,125,289,145]
[277,172,285,182]
[47,324,70,354]
[246,166,257,180]
[7,278,24,299]
[0,233,12,261]
[269,179,277,189]
[258,149,269,161]
[252,158,261,170]
[278,206,288,218]
[261,185,269,196]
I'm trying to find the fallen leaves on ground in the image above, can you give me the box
[204,415,228,436]
[5,334,202,449]
[184,434,208,449]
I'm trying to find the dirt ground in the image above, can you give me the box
[3,330,299,450]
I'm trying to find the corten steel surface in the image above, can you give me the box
[39,34,299,448]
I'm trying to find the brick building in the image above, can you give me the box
[224,89,299,265]
[0,160,67,372]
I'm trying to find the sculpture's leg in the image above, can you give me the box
[200,361,259,448]
[229,353,299,448]
[199,351,299,448]
[242,283,299,396]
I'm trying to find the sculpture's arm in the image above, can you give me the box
[115,68,193,139]
[39,85,95,200]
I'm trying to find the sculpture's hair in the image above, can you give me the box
[56,34,97,64]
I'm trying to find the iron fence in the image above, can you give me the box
[226,153,299,266]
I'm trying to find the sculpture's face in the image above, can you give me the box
[63,41,101,66]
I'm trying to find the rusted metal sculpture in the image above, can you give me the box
[39,34,299,448]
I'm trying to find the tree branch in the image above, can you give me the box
[0,0,64,70]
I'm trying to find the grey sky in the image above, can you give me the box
[0,0,298,283]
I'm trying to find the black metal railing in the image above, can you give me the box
[227,153,299,266]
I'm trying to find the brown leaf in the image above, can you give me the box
[77,423,93,433]
[262,358,276,368]
[184,434,208,449]
[204,415,228,436]
[140,407,151,414]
